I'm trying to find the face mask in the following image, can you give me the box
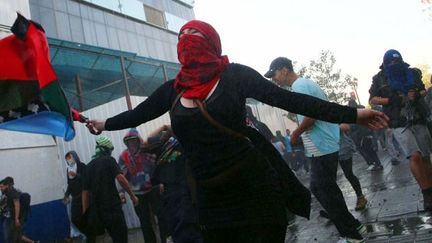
[66,158,75,166]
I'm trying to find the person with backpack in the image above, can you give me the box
[0,177,33,243]
[369,49,432,211]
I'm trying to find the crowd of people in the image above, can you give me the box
[60,125,203,243]
[83,20,387,243]
[3,19,432,243]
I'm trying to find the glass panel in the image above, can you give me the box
[94,23,109,48]
[79,4,90,19]
[81,0,146,21]
[165,12,187,33]
[117,29,131,52]
[69,16,85,43]
[127,32,139,53]
[91,8,105,23]
[106,26,120,50]
[39,7,58,38]
[82,19,97,45]
[55,12,71,40]
[173,0,194,7]
[29,3,41,23]
[38,0,54,9]
[119,0,145,20]
[144,4,166,28]
[48,38,180,111]
[67,0,81,16]
[53,0,67,12]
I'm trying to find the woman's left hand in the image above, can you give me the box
[356,109,389,130]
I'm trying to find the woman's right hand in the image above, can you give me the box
[86,120,105,135]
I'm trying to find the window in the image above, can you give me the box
[165,12,187,32]
[144,5,166,28]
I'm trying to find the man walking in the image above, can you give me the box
[82,136,139,243]
[369,49,432,211]
[265,57,365,242]
[0,177,33,243]
[119,128,166,243]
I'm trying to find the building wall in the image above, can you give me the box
[0,0,31,38]
[29,0,194,63]
[0,131,69,241]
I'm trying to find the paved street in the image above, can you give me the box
[287,150,432,242]
[73,149,432,243]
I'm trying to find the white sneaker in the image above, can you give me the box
[336,237,365,243]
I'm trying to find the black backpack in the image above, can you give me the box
[19,192,31,221]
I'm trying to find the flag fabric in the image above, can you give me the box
[0,13,75,141]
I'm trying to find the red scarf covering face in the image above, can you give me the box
[174,20,229,100]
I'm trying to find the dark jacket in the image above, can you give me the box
[369,68,427,128]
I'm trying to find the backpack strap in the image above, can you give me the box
[193,99,250,141]
[170,89,185,113]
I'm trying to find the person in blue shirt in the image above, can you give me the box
[265,57,365,242]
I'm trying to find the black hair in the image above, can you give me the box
[4,177,14,185]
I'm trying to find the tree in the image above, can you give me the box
[417,63,431,89]
[298,50,358,104]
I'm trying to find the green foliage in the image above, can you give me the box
[298,50,358,104]
[417,63,432,89]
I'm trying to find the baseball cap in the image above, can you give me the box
[264,57,293,78]
[383,49,402,65]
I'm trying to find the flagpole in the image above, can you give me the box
[75,74,84,111]
[120,56,132,110]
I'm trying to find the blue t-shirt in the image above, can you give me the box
[291,78,340,156]
[283,136,292,152]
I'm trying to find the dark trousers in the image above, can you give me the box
[87,210,128,243]
[160,188,203,243]
[357,137,382,166]
[339,157,363,196]
[291,150,310,172]
[134,193,167,243]
[310,152,362,239]
[202,223,287,243]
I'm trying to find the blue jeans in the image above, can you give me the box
[2,217,10,243]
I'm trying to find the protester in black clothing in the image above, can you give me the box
[63,151,87,238]
[149,126,203,243]
[348,104,384,171]
[0,177,33,243]
[82,136,139,243]
[245,105,273,141]
[369,49,432,211]
[86,20,388,242]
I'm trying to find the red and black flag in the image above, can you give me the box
[0,13,75,141]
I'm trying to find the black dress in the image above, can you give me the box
[105,63,357,228]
